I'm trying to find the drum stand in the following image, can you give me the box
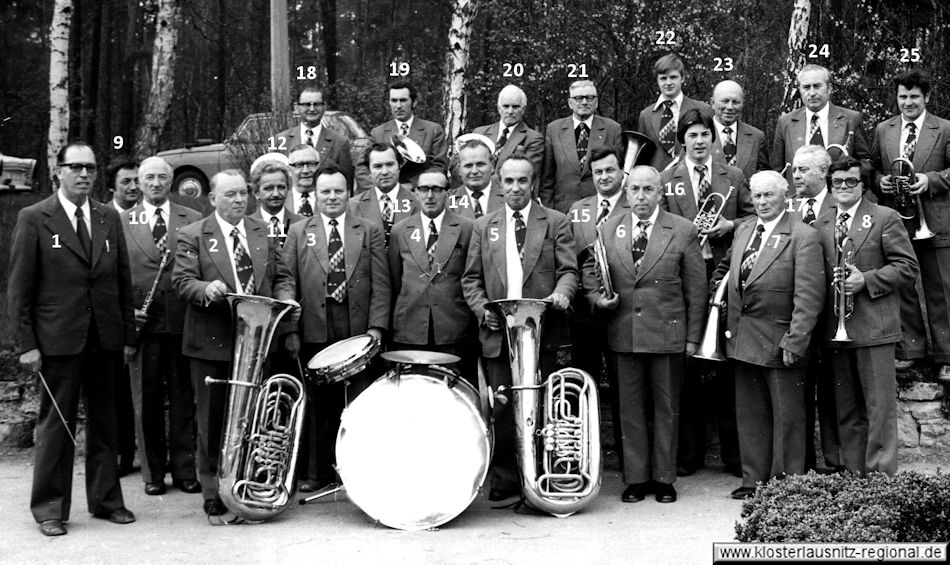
[298,360,349,506]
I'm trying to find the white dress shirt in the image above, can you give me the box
[653,92,685,124]
[632,206,660,241]
[214,212,249,294]
[259,208,288,236]
[421,211,445,243]
[300,123,323,147]
[141,199,171,231]
[320,212,346,247]
[805,104,831,146]
[504,202,532,298]
[289,189,314,216]
[900,111,927,157]
[749,211,786,251]
[57,190,91,237]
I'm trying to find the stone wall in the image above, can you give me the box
[898,381,950,452]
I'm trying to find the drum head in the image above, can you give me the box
[336,372,491,530]
[381,350,461,366]
[306,334,378,384]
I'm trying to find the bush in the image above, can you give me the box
[735,471,950,543]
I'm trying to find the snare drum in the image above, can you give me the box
[305,334,380,386]
[336,360,493,530]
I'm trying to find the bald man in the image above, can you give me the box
[472,84,545,184]
[709,80,769,180]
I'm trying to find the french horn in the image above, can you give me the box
[891,157,935,240]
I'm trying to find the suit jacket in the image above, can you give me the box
[249,208,304,248]
[770,103,871,181]
[7,194,136,355]
[870,112,950,246]
[568,192,631,322]
[582,209,707,353]
[710,120,770,179]
[364,117,449,185]
[539,114,624,214]
[173,215,277,362]
[388,210,475,344]
[637,95,712,171]
[660,160,753,268]
[473,121,545,183]
[713,212,825,368]
[348,186,420,245]
[462,205,578,357]
[276,124,355,190]
[121,202,202,334]
[815,199,918,347]
[446,184,506,220]
[274,214,391,344]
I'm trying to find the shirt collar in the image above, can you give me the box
[572,115,594,130]
[902,111,927,132]
[506,201,532,222]
[57,189,90,221]
[806,104,830,124]
[466,184,491,197]
[633,205,660,226]
[598,190,623,210]
[300,123,322,139]
[259,207,285,223]
[395,116,414,132]
[375,186,401,202]
[685,155,714,171]
[141,199,170,218]
[215,211,246,237]
[653,91,684,111]
[757,210,786,233]
[498,121,517,136]
[321,212,346,229]
[421,210,445,232]
[713,117,739,135]
[837,199,861,219]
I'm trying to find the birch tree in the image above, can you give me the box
[48,0,72,176]
[779,0,812,114]
[134,0,182,161]
[442,0,478,145]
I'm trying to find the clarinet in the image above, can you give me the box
[136,249,171,338]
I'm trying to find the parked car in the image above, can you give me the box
[157,110,370,197]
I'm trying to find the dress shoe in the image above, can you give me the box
[895,359,915,370]
[938,365,950,384]
[730,486,756,500]
[203,497,226,516]
[144,481,166,495]
[172,478,201,494]
[621,483,649,503]
[93,507,136,524]
[655,483,677,503]
[38,519,67,536]
[488,487,520,501]
[676,463,699,477]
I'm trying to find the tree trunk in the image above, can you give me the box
[134,0,182,161]
[48,0,73,176]
[443,0,478,145]
[319,0,338,105]
[270,0,291,117]
[780,0,812,114]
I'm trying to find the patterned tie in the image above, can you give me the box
[426,220,438,266]
[836,212,850,249]
[695,164,710,204]
[472,190,484,218]
[631,220,650,271]
[75,207,91,259]
[722,126,737,166]
[496,126,510,155]
[152,208,167,252]
[659,100,676,158]
[380,193,394,235]
[575,123,590,164]
[269,216,287,247]
[903,123,917,161]
[298,192,313,217]
[327,219,346,302]
[809,114,824,147]
[803,198,817,226]
[400,122,409,137]
[739,224,765,291]
[596,199,611,227]
[513,211,526,261]
[305,128,314,147]
[231,227,255,295]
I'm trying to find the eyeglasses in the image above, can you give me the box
[290,161,319,169]
[415,186,446,193]
[61,163,98,173]
[571,95,597,103]
[297,101,325,108]
[831,178,861,188]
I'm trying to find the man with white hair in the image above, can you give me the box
[472,84,544,184]
[709,80,769,180]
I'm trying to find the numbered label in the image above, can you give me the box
[393,199,412,213]
[128,211,149,225]
[208,238,219,252]
[449,194,470,209]
[899,48,921,63]
[267,136,288,151]
[769,235,781,248]
[655,30,676,45]
[296,66,318,80]
[267,222,279,238]
[567,63,588,78]
[713,57,734,72]
[52,234,62,249]
[502,62,524,77]
[113,135,124,150]
[807,43,830,58]
[861,214,872,229]
[569,208,591,223]
[410,228,422,242]
[616,224,627,239]
[489,227,499,242]
[306,233,317,247]
[664,182,686,197]
[389,61,410,77]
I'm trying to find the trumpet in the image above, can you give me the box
[826,129,854,161]
[590,226,615,300]
[135,249,171,340]
[891,157,935,240]
[695,186,734,248]
[832,237,854,343]
[692,270,729,361]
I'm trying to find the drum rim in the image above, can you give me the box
[306,334,379,375]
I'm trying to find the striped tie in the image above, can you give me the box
[695,164,710,204]
[903,123,917,161]
[739,224,765,291]
[631,220,650,273]
[513,211,526,261]
[596,199,610,227]
[722,126,737,166]
[659,100,676,158]
[836,212,850,250]
[809,114,824,146]
[426,220,438,266]
[327,219,346,302]
[153,208,167,252]
[231,227,255,295]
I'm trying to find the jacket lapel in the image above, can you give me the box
[203,218,236,291]
[914,115,940,170]
[845,198,873,253]
[89,203,108,269]
[129,205,161,262]
[615,214,637,279]
[434,212,461,268]
[731,221,753,294]
[405,214,430,272]
[671,164,699,219]
[829,105,850,145]
[43,197,89,264]
[488,212,507,290]
[520,205,546,280]
[344,215,363,282]
[636,211,672,282]
[305,217,330,276]
[245,220,268,291]
[169,204,191,254]
[746,214,792,287]
[735,122,754,167]
[557,119,582,175]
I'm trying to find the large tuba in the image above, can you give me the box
[486,298,601,517]
[692,270,729,362]
[621,130,655,178]
[204,294,307,522]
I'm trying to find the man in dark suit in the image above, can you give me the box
[712,170,825,499]
[107,157,141,213]
[709,80,769,180]
[389,168,476,382]
[122,156,202,496]
[286,144,320,218]
[637,53,713,171]
[659,109,751,477]
[173,169,278,515]
[448,138,506,220]
[248,158,302,249]
[349,143,420,246]
[472,84,545,185]
[871,69,950,382]
[770,64,871,183]
[584,165,706,503]
[462,152,578,501]
[275,87,354,190]
[817,157,918,475]
[8,141,137,536]
[275,166,391,491]
[539,80,624,213]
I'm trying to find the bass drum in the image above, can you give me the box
[335,361,492,530]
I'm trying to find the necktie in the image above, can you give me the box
[496,126,510,154]
[631,220,650,271]
[231,227,255,294]
[739,224,766,291]
[380,193,394,224]
[659,100,676,158]
[575,123,590,164]
[903,123,917,161]
[400,122,409,137]
[803,198,817,226]
[298,192,313,217]
[327,219,346,302]
[153,208,167,252]
[269,216,286,247]
[722,126,737,166]
[695,164,710,204]
[75,207,91,259]
[596,199,611,227]
[836,212,850,249]
[305,128,314,147]
[427,220,438,266]
[471,190,484,218]
[513,211,526,261]
[809,114,824,146]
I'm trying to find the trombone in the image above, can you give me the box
[695,186,735,248]
[831,237,854,343]
[891,157,935,240]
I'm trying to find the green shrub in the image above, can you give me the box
[735,471,950,543]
